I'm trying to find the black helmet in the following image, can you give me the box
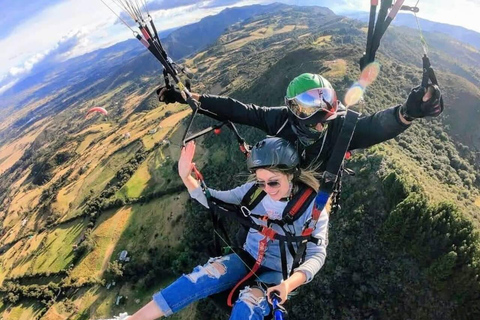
[247,137,299,171]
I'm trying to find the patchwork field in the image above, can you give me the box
[117,146,175,199]
[0,218,87,284]
[56,140,143,221]
[75,131,105,155]
[79,140,143,197]
[313,35,332,45]
[69,207,132,280]
[0,121,50,175]
[112,192,190,262]
[51,105,190,221]
[32,219,87,274]
[141,108,191,150]
[6,186,44,219]
[1,301,43,320]
[224,24,302,51]
[3,233,47,279]
[42,281,197,320]
[117,157,153,199]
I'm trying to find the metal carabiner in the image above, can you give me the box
[240,206,252,218]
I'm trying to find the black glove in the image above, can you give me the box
[156,80,191,104]
[400,84,444,121]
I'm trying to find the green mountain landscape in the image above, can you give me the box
[0,3,479,320]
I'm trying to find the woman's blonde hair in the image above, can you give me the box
[248,166,334,212]
[248,166,320,191]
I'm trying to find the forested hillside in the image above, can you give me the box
[0,3,479,320]
[178,7,480,319]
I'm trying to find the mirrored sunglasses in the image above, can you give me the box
[286,87,337,120]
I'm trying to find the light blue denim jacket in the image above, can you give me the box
[189,181,329,282]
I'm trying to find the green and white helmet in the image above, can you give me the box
[285,73,339,145]
[285,73,338,124]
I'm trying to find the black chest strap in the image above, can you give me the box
[321,109,360,193]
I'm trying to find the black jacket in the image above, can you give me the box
[198,94,410,171]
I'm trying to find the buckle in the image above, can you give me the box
[240,206,251,217]
[322,171,337,184]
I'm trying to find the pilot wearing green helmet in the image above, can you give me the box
[157,72,443,172]
[284,73,340,146]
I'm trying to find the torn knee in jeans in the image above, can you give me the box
[186,256,229,283]
[238,286,266,308]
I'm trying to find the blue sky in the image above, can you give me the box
[1,0,479,95]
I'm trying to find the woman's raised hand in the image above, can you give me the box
[178,141,196,180]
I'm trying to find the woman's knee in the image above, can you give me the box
[238,287,265,307]
[234,286,270,317]
[185,257,228,283]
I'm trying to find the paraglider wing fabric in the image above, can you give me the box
[86,107,108,116]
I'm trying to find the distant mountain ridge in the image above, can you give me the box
[346,12,480,49]
[162,3,290,59]
[0,3,288,106]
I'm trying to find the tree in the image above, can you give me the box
[6,292,19,303]
[106,261,125,281]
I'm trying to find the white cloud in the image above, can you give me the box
[9,54,41,76]
[6,29,87,78]
[1,0,479,92]
[0,79,18,95]
[0,28,94,94]
[0,0,117,76]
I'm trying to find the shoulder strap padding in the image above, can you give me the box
[282,183,317,224]
[240,184,266,210]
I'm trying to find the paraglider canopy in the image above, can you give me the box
[86,107,108,118]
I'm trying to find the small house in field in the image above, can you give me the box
[119,250,128,261]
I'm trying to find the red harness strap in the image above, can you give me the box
[286,187,313,220]
[227,235,270,307]
[227,218,277,307]
[303,205,323,236]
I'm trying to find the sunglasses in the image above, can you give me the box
[286,87,338,121]
[255,180,282,189]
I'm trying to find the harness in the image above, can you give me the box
[193,109,360,307]
[206,182,320,306]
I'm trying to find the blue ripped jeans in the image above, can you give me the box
[153,253,282,319]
